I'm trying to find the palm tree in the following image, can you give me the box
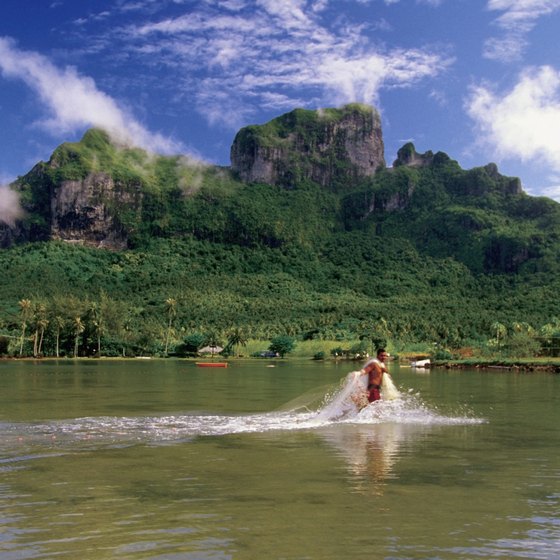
[18,299,32,356]
[73,316,85,358]
[539,320,560,357]
[205,330,221,349]
[120,315,133,358]
[36,315,49,356]
[491,321,507,347]
[164,297,177,356]
[88,301,104,357]
[513,322,535,335]
[52,315,65,358]
[32,302,48,357]
[226,327,248,357]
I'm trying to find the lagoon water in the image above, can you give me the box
[0,359,559,559]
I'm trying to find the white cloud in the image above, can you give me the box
[484,0,560,61]
[217,0,248,10]
[530,182,560,201]
[466,65,560,176]
[488,0,560,26]
[311,0,329,11]
[483,35,529,62]
[126,1,452,129]
[429,88,448,106]
[0,36,183,155]
[381,0,443,4]
[0,185,23,227]
[256,0,311,30]
[259,91,309,110]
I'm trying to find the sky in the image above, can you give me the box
[1,0,560,216]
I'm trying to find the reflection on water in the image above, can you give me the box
[317,423,431,495]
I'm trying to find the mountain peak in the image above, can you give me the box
[230,103,385,189]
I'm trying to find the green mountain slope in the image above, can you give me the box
[1,108,559,358]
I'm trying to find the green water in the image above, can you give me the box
[0,359,559,559]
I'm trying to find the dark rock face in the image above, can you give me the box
[393,143,434,168]
[0,224,17,249]
[230,104,385,188]
[50,173,142,249]
[483,163,522,195]
[2,166,143,250]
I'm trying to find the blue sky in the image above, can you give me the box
[1,0,560,221]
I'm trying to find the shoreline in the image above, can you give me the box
[3,355,560,373]
[432,359,560,373]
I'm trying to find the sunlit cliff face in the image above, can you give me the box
[230,104,385,189]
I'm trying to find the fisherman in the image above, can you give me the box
[358,348,389,403]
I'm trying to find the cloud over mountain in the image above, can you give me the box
[0,37,183,155]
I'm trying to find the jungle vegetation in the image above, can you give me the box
[1,127,560,359]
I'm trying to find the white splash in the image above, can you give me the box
[2,372,484,453]
[314,369,401,422]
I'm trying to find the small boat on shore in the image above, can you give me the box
[196,362,228,368]
[411,358,431,368]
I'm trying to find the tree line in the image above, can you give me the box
[3,291,560,360]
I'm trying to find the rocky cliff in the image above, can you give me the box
[2,130,145,250]
[4,169,142,250]
[230,103,385,188]
[49,172,142,249]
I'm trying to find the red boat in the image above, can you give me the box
[196,362,228,368]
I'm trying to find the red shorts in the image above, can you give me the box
[368,386,381,402]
